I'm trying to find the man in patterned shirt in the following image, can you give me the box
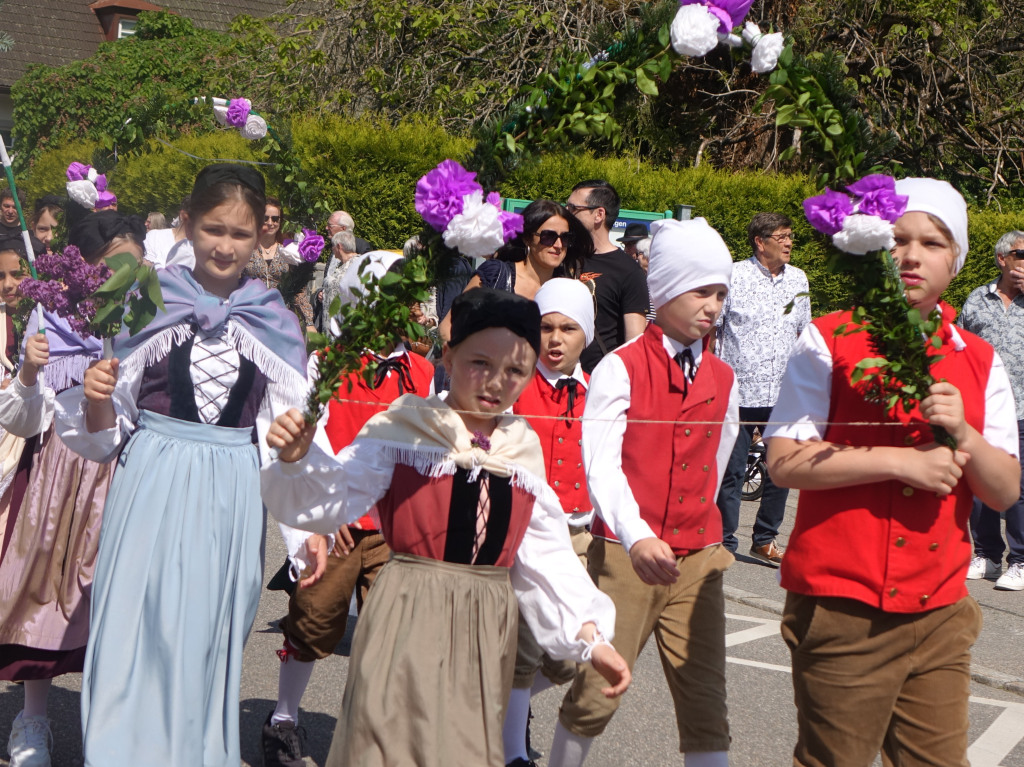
[958,229,1024,590]
[713,212,810,566]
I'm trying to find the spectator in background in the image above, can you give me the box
[327,210,374,254]
[320,229,361,328]
[31,203,61,253]
[618,222,648,262]
[634,237,651,272]
[958,229,1024,591]
[0,189,24,238]
[714,212,810,567]
[145,212,168,231]
[145,196,191,269]
[566,180,648,373]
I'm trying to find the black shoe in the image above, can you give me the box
[261,712,306,767]
[506,759,537,767]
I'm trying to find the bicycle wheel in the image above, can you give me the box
[741,458,766,501]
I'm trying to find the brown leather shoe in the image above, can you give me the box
[749,540,784,567]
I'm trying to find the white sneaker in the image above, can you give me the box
[995,562,1024,591]
[7,711,51,767]
[967,556,1001,580]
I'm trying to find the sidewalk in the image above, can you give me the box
[724,491,1024,696]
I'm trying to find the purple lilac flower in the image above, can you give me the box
[680,0,754,33]
[66,162,91,182]
[846,174,908,224]
[298,228,325,263]
[414,159,482,232]
[225,98,252,128]
[471,430,491,452]
[803,188,854,236]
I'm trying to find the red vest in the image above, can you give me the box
[324,351,435,530]
[591,324,734,554]
[513,369,591,515]
[781,311,994,613]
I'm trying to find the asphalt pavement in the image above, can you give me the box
[3,492,1024,766]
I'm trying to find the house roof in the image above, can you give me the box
[0,0,285,88]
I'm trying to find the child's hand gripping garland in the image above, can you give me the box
[803,174,956,448]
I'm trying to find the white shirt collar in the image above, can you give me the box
[660,332,703,367]
[537,359,588,390]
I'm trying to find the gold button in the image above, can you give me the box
[902,487,913,497]
[685,428,691,436]
[703,465,709,472]
[574,482,581,489]
[706,430,712,437]
[920,595,929,604]
[682,463,688,470]
[558,437,564,444]
[557,459,563,466]
[904,435,915,446]
[553,480,560,487]
[577,463,582,468]
[889,587,898,597]
[673,527,679,535]
[706,398,712,405]
[678,496,684,503]
[700,496,706,503]
[895,537,906,547]
[929,543,939,551]
[698,527,705,534]
[573,507,579,512]
[578,439,582,446]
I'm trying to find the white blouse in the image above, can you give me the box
[0,375,55,439]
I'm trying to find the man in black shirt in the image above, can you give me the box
[566,180,649,372]
[0,189,22,238]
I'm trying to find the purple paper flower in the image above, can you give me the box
[803,188,854,236]
[95,174,107,192]
[66,162,91,182]
[846,174,908,224]
[96,191,117,210]
[486,191,502,207]
[298,228,325,263]
[225,98,252,129]
[471,430,491,452]
[681,0,754,34]
[415,160,482,232]
[498,211,524,242]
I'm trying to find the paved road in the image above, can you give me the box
[3,493,1024,766]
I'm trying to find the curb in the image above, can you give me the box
[723,585,1024,698]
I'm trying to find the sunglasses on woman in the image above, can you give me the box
[264,215,281,223]
[536,230,574,247]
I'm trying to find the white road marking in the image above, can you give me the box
[725,656,791,673]
[724,613,780,647]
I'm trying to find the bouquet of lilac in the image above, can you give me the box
[803,174,955,447]
[415,159,523,257]
[19,246,164,340]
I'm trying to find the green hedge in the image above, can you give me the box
[18,116,1022,311]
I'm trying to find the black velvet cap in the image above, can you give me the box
[192,163,266,199]
[449,286,541,356]
[68,210,146,261]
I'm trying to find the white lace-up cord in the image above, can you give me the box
[580,630,613,663]
[191,333,240,423]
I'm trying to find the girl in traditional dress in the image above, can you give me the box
[262,286,630,767]
[0,211,144,767]
[55,164,314,766]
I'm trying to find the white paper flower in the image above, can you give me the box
[442,191,506,258]
[670,4,721,57]
[746,22,783,74]
[240,114,268,141]
[67,179,98,210]
[279,242,303,266]
[832,214,896,255]
[212,105,230,127]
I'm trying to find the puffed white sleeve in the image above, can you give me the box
[511,485,616,662]
[763,324,833,442]
[53,362,143,463]
[0,375,55,438]
[261,436,396,537]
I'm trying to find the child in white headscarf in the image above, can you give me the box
[765,178,1020,765]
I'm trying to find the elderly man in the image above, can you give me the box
[958,230,1024,590]
[326,210,374,254]
[566,180,649,373]
[714,212,810,566]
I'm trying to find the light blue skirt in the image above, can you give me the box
[81,410,264,767]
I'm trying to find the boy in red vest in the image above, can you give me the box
[262,256,436,767]
[766,178,1020,765]
[505,278,596,767]
[550,219,739,767]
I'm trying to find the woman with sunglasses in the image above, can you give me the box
[440,199,593,344]
[244,197,317,334]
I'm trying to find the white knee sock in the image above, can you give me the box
[530,675,556,696]
[685,751,729,767]
[22,678,50,720]
[548,722,593,767]
[503,687,532,762]
[271,657,315,726]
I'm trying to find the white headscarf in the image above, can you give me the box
[534,277,596,346]
[894,178,969,276]
[647,218,733,310]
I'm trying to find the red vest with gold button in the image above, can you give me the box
[513,369,591,514]
[591,324,733,553]
[324,351,435,530]
[780,311,993,613]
